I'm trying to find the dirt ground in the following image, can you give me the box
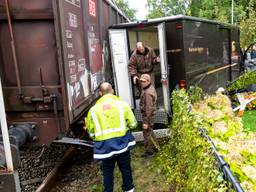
[52,143,169,192]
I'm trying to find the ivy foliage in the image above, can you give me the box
[155,89,228,191]
[227,70,256,92]
[192,93,256,191]
[187,86,203,104]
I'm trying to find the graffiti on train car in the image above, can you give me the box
[88,0,96,17]
[0,0,128,144]
[59,0,90,110]
[88,0,104,92]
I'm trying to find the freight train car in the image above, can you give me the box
[0,0,128,145]
[109,15,241,124]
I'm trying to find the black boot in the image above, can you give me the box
[141,151,154,158]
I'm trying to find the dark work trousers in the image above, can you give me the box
[101,150,134,192]
[143,124,158,152]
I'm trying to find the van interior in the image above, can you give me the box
[127,26,164,111]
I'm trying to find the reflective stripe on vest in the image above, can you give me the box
[93,140,136,159]
[91,102,126,137]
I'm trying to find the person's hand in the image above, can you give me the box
[133,76,139,84]
[156,56,160,63]
[143,123,149,129]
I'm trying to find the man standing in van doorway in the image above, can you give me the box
[139,74,159,158]
[128,42,160,85]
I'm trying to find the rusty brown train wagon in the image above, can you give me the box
[0,0,128,144]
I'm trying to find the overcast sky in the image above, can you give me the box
[127,0,148,20]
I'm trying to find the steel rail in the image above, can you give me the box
[35,146,77,192]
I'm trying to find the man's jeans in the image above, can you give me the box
[101,150,134,192]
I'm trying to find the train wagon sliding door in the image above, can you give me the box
[158,23,171,114]
[108,29,134,107]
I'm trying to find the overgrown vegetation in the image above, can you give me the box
[187,86,203,104]
[155,88,228,191]
[227,70,256,92]
[156,87,256,191]
[192,93,256,191]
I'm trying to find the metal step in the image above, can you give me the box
[132,128,169,141]
[54,128,170,147]
[134,108,169,124]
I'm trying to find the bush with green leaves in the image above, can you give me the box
[192,93,256,191]
[155,89,228,192]
[227,70,256,92]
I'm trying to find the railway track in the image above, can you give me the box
[17,130,167,192]
[18,143,69,192]
[36,146,77,192]
[35,145,94,192]
[45,130,168,191]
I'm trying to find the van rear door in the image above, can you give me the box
[109,29,134,107]
[158,23,171,114]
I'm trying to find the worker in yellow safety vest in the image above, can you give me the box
[86,82,137,192]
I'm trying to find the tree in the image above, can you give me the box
[188,1,230,22]
[114,0,137,21]
[239,0,256,48]
[187,0,256,48]
[188,0,249,24]
[146,0,256,48]
[146,0,190,19]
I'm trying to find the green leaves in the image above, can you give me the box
[115,0,137,20]
[146,0,188,19]
[156,89,227,191]
[239,0,256,47]
[227,70,256,92]
[155,87,256,190]
[193,92,256,190]
[146,0,256,48]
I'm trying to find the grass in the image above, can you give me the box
[242,110,256,132]
[87,143,169,192]
[52,142,170,192]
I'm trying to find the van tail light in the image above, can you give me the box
[176,23,183,29]
[161,79,168,85]
[179,80,186,89]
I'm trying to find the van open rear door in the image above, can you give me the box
[109,29,134,108]
[158,23,171,114]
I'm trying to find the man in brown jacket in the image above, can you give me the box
[139,74,159,157]
[128,42,160,85]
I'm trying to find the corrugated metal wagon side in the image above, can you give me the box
[0,0,128,144]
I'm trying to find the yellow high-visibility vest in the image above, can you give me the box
[87,94,137,141]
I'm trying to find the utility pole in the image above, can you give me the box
[0,71,21,192]
[0,76,14,172]
[231,0,234,24]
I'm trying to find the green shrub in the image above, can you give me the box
[156,89,228,192]
[228,70,256,92]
